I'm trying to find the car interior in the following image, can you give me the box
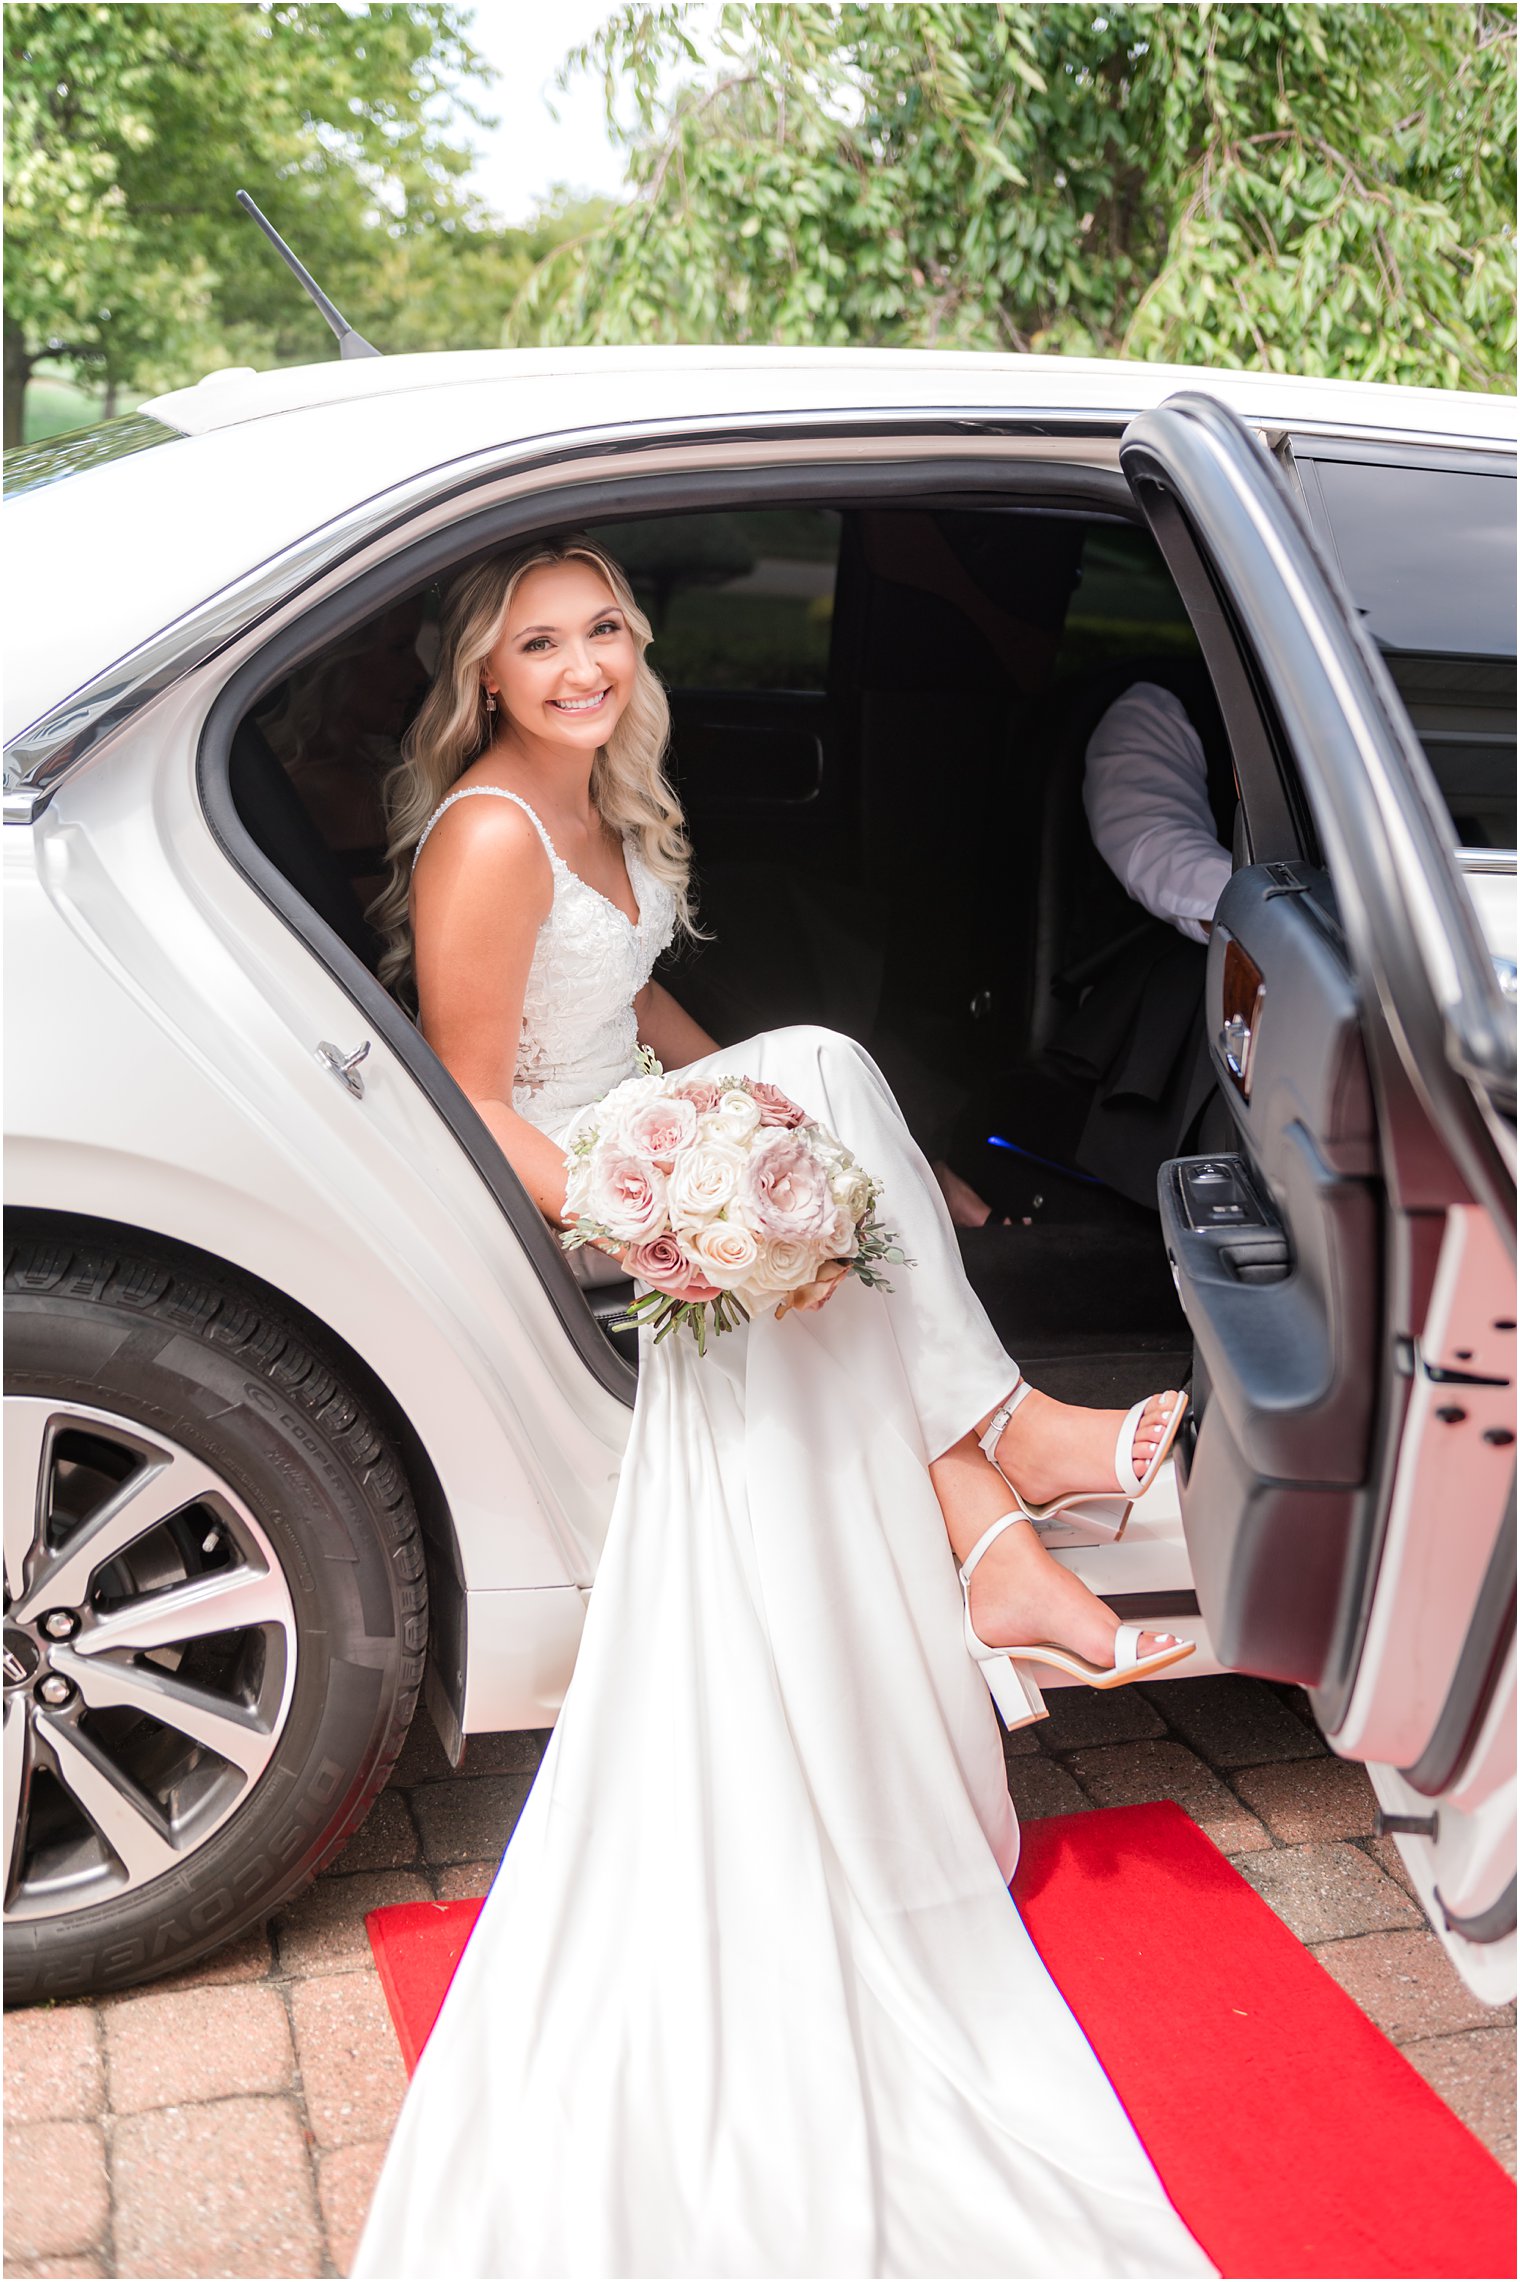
[220,476,1517,1429]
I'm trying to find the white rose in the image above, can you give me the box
[599,1073,672,1147]
[829,1164,872,1221]
[750,1234,820,1292]
[825,1204,860,1258]
[666,1140,747,1229]
[708,1088,763,1145]
[686,1217,761,1290]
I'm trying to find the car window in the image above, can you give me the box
[1292,448,1517,849]
[580,509,839,692]
[1057,521,1198,680]
[2,411,182,500]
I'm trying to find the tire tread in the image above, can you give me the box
[4,1228,430,2000]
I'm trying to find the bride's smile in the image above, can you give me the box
[481,558,638,757]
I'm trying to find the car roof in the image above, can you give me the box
[8,347,1516,746]
[139,346,1520,445]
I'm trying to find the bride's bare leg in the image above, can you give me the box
[930,1159,1015,1229]
[928,1430,1180,1666]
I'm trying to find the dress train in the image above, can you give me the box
[353,1024,1216,2279]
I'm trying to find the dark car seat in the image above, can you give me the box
[228,714,384,973]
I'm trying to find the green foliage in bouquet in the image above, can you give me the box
[610,1280,750,1356]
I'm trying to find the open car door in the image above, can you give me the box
[1119,394,1516,2000]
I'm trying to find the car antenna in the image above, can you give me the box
[235,190,382,360]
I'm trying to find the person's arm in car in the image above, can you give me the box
[1082,682,1233,944]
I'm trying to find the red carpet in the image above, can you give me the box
[367,1800,1516,2279]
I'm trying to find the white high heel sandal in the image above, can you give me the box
[976,1379,1189,1542]
[957,1511,1197,1731]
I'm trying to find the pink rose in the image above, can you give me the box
[740,1129,838,1244]
[673,1078,723,1114]
[748,1079,810,1130]
[589,1149,668,1243]
[620,1095,699,1171]
[624,1232,720,1299]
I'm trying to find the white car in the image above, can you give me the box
[4,347,1514,2011]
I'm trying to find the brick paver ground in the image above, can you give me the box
[5,1674,1513,2279]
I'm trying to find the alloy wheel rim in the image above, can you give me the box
[4,1397,299,1926]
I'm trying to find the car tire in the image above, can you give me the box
[3,1227,427,2005]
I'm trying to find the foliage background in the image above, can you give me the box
[530,2,1516,387]
[5,1,1515,448]
[2,0,594,443]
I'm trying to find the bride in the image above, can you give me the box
[353,537,1215,2279]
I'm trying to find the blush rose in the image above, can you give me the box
[748,1079,810,1129]
[739,1129,839,1245]
[624,1233,721,1300]
[589,1149,668,1242]
[620,1095,699,1172]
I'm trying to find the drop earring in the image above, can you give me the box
[483,687,497,716]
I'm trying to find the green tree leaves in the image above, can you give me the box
[2,2,508,442]
[518,1,1515,389]
[6,1,1511,448]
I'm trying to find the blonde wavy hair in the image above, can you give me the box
[368,535,709,997]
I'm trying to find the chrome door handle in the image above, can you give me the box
[1219,1013,1252,1085]
[315,1039,371,1098]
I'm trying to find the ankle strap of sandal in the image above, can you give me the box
[957,1510,1031,1585]
[976,1376,1031,1466]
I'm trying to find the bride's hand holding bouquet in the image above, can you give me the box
[559,1048,911,1352]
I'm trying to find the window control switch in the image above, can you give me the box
[1180,1159,1258,1230]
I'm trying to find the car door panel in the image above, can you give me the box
[1120,393,1515,1986]
[1167,866,1378,1436]
[1157,863,1380,1683]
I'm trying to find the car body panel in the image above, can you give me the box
[5,693,639,1617]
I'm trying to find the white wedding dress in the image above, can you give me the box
[353,788,1216,2280]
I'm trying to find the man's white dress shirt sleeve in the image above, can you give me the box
[1082,681,1234,945]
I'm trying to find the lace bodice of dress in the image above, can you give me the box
[412,785,677,1140]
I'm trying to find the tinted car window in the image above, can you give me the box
[582,510,839,691]
[1294,451,1517,847]
[2,411,181,500]
[1304,457,1515,656]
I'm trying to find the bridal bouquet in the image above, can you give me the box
[558,1046,912,1351]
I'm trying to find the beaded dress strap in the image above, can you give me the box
[411,785,562,874]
